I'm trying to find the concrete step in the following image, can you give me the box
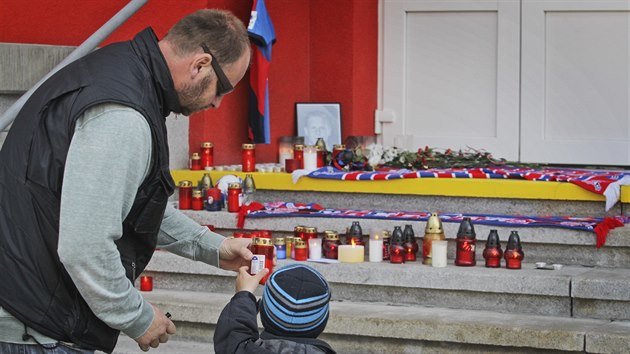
[144,252,630,321]
[135,288,630,354]
[179,209,630,268]
[110,335,212,354]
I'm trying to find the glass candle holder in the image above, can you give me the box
[423,212,446,265]
[285,237,293,259]
[368,229,384,262]
[200,142,214,168]
[249,237,274,284]
[242,143,256,172]
[308,238,322,260]
[191,190,204,211]
[274,237,286,260]
[303,145,318,171]
[382,231,391,261]
[293,144,304,169]
[316,145,325,167]
[504,230,524,269]
[278,136,296,166]
[190,153,202,170]
[455,217,477,267]
[227,182,242,213]
[178,180,193,210]
[294,239,308,261]
[483,229,503,268]
[285,159,299,173]
[431,240,448,268]
[140,275,153,291]
[389,243,405,264]
[323,231,341,259]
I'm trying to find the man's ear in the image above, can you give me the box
[191,54,211,78]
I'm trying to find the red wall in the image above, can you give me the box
[0,0,377,165]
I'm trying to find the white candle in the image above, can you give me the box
[303,145,318,171]
[368,229,383,262]
[308,238,322,260]
[338,244,364,263]
[431,240,448,268]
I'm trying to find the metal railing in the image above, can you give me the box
[0,0,148,131]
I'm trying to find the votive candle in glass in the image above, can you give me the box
[368,229,384,262]
[294,239,308,261]
[178,180,193,210]
[323,231,341,259]
[431,240,448,268]
[274,237,286,260]
[308,237,322,260]
[303,145,318,171]
[140,275,153,291]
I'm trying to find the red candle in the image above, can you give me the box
[294,239,308,261]
[316,146,325,167]
[178,180,193,210]
[483,230,503,268]
[140,275,153,291]
[242,143,256,172]
[504,230,524,269]
[389,244,405,264]
[293,144,304,169]
[190,153,202,170]
[191,190,204,210]
[285,159,299,173]
[249,237,274,284]
[455,239,476,266]
[323,231,341,259]
[382,233,391,260]
[404,242,417,262]
[227,183,242,213]
[200,142,214,168]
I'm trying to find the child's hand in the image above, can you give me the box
[235,266,269,294]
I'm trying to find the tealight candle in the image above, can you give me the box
[338,241,364,263]
[368,229,384,262]
[308,238,322,260]
[140,275,153,291]
[431,240,448,268]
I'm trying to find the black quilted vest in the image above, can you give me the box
[0,28,180,352]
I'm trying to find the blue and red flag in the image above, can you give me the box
[247,0,276,144]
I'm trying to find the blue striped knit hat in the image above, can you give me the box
[260,264,331,338]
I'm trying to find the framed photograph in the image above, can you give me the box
[296,102,342,149]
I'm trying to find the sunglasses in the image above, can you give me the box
[201,44,234,97]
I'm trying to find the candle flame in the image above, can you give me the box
[351,239,356,247]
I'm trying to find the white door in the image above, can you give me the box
[520,0,630,165]
[380,0,521,160]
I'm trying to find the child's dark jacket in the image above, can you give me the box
[214,291,336,354]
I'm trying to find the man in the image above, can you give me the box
[302,110,335,148]
[0,9,256,353]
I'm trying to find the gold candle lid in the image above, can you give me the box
[294,225,305,232]
[191,153,200,160]
[179,180,193,187]
[304,227,317,233]
[274,237,285,245]
[425,212,445,234]
[192,190,202,197]
[316,145,323,151]
[285,237,294,244]
[228,182,242,189]
[242,143,255,150]
[294,239,307,248]
[252,237,273,246]
[382,230,391,239]
[201,142,214,148]
[324,231,339,241]
[333,144,346,150]
[294,144,304,151]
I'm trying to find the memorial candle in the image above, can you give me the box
[140,275,153,291]
[431,240,448,268]
[368,229,384,262]
[308,238,322,260]
[338,239,364,263]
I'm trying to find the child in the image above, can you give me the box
[214,263,336,354]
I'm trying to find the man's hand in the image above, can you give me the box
[235,266,269,293]
[135,305,176,352]
[219,237,253,271]
[219,237,277,272]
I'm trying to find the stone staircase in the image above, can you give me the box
[112,190,630,354]
[3,43,630,353]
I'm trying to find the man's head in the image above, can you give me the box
[160,9,251,115]
[303,110,332,145]
[260,264,331,338]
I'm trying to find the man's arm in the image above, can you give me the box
[57,103,155,339]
